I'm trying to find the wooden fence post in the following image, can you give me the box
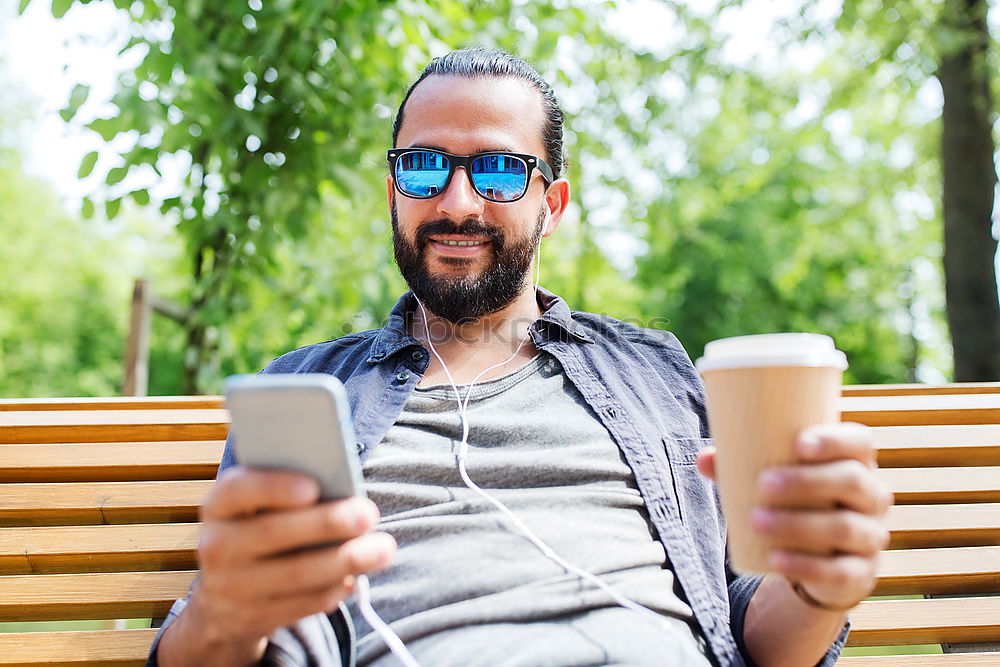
[123,279,152,397]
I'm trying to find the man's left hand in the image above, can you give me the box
[697,423,894,609]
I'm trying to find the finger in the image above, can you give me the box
[796,423,876,467]
[751,508,890,556]
[199,573,357,641]
[245,533,396,596]
[768,550,878,609]
[758,460,894,515]
[200,497,381,565]
[197,532,394,618]
[257,578,357,633]
[696,446,716,481]
[202,466,320,521]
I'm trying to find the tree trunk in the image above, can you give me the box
[938,0,1000,381]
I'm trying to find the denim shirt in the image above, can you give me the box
[149,288,847,667]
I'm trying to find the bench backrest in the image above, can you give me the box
[1,387,998,665]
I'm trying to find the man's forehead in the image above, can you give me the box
[396,75,547,155]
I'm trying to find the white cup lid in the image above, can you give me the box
[694,333,848,372]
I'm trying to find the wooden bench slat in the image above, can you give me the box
[874,427,1000,468]
[0,628,158,667]
[878,467,1000,504]
[0,442,223,482]
[0,524,200,574]
[0,571,194,621]
[875,546,1000,595]
[888,503,1000,548]
[843,383,1000,397]
[838,655,1000,665]
[847,596,1000,646]
[0,396,223,411]
[842,394,1000,427]
[871,425,1000,448]
[0,481,212,527]
[0,410,229,444]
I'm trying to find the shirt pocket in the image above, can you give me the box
[663,437,727,561]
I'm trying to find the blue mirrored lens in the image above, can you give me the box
[471,154,528,201]
[395,151,450,196]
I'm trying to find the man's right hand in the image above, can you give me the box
[157,466,396,665]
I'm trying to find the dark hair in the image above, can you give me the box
[391,48,565,179]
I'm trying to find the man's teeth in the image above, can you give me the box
[437,239,485,246]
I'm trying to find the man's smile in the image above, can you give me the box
[427,235,492,257]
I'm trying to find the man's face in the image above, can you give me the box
[390,75,554,324]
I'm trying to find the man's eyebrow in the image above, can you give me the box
[406,143,521,155]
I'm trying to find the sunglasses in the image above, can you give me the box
[387,148,554,203]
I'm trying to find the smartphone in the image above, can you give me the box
[224,373,365,500]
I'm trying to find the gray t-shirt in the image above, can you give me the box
[346,352,713,666]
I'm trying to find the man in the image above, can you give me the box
[150,49,892,666]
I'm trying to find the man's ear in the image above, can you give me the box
[386,175,395,210]
[542,178,570,237]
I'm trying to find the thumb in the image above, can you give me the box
[696,446,717,481]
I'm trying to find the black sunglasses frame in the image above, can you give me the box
[387,148,555,203]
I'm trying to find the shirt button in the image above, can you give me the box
[395,371,410,383]
[411,349,425,362]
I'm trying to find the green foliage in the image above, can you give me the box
[44,0,622,392]
[559,2,946,383]
[20,0,953,394]
[0,154,130,397]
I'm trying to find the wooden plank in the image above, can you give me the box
[841,394,1000,427]
[873,425,1000,467]
[0,524,200,574]
[0,628,158,667]
[878,467,1000,504]
[0,442,224,482]
[122,279,152,398]
[0,570,194,621]
[875,546,1000,596]
[843,383,1000,397]
[0,481,212,527]
[846,596,1000,646]
[838,655,1000,666]
[888,504,1000,549]
[0,409,229,444]
[0,397,223,411]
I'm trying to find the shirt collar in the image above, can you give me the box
[367,287,593,365]
[534,287,595,344]
[367,292,422,364]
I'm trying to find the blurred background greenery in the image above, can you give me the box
[1,0,997,397]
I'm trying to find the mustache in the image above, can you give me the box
[415,219,505,249]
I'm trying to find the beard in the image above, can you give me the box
[391,202,545,324]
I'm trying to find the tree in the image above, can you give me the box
[938,0,1000,380]
[27,0,955,392]
[0,49,130,397]
[0,154,133,397]
[563,2,946,383]
[29,0,616,393]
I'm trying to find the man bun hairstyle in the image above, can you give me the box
[391,48,565,179]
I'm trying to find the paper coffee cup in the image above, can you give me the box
[695,333,848,573]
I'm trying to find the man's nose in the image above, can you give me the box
[436,167,484,220]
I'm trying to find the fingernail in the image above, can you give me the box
[797,433,821,458]
[759,471,783,495]
[750,508,775,533]
[375,534,395,565]
[767,549,790,570]
[354,501,377,531]
[292,479,317,502]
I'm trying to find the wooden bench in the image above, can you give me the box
[1,386,998,665]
